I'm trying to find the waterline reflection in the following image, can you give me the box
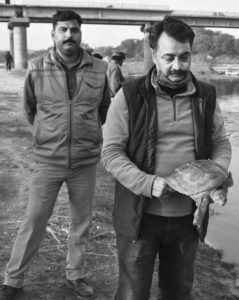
[204,77,239,264]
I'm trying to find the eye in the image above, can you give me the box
[180,54,190,62]
[58,27,67,33]
[164,55,174,63]
[70,28,81,34]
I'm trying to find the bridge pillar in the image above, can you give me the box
[8,24,14,66]
[8,17,30,69]
[141,23,154,72]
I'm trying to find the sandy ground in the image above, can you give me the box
[0,67,239,299]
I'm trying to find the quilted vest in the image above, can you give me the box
[113,68,216,241]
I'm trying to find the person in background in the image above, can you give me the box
[92,53,103,60]
[101,16,232,300]
[84,47,94,56]
[107,50,125,97]
[0,10,110,300]
[5,51,13,71]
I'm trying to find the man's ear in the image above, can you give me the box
[51,30,55,41]
[151,49,157,65]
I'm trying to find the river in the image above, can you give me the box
[203,78,239,266]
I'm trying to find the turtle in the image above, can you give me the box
[163,159,233,241]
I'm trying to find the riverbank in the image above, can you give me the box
[0,68,239,299]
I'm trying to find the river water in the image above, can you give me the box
[203,78,239,265]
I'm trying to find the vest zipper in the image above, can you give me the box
[172,97,177,121]
[64,68,72,169]
[68,99,72,168]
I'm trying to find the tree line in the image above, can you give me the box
[0,27,239,63]
[193,28,239,58]
[94,28,239,61]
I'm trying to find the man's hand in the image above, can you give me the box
[152,177,175,198]
[210,172,233,206]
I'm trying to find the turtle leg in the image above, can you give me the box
[193,196,210,241]
[193,195,210,229]
[210,188,227,206]
[210,172,233,207]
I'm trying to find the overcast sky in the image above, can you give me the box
[1,0,239,50]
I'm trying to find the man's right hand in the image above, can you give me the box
[152,177,176,197]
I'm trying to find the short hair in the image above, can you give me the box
[52,10,82,29]
[148,16,195,50]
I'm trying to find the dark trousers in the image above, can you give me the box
[116,213,199,300]
[6,62,12,71]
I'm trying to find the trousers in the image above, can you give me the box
[4,163,97,288]
[116,213,199,300]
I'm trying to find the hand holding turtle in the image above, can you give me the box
[209,172,233,207]
[162,160,233,241]
[152,176,176,197]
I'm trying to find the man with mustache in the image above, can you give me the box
[0,10,110,300]
[101,17,231,300]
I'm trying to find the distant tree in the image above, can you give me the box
[23,28,239,64]
[193,33,212,54]
[233,39,239,56]
[193,28,216,55]
[81,42,93,54]
[210,33,235,57]
[93,46,114,59]
[118,39,143,59]
[193,28,237,58]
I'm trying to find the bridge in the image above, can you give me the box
[1,2,239,68]
[2,3,239,27]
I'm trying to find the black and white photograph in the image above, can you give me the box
[0,1,239,299]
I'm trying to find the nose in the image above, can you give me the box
[65,29,72,38]
[172,57,181,70]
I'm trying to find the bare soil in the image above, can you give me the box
[0,68,239,299]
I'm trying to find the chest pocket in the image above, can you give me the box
[34,71,68,103]
[81,77,104,100]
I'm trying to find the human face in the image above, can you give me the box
[51,20,82,59]
[116,58,124,66]
[152,31,192,82]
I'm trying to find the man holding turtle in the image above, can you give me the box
[101,16,232,300]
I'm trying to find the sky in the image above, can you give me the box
[1,0,239,50]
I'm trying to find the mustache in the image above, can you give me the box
[63,39,76,44]
[169,70,187,76]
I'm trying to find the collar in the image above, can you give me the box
[44,47,93,70]
[151,67,196,97]
[54,48,82,69]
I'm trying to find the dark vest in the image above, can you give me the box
[113,68,216,241]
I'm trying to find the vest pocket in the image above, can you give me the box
[82,78,104,99]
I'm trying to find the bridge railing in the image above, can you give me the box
[9,0,169,10]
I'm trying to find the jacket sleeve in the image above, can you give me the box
[210,100,232,171]
[99,75,111,125]
[101,88,156,198]
[23,68,37,125]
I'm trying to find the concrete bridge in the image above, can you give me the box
[2,2,239,69]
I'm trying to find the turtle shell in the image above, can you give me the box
[165,160,229,196]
